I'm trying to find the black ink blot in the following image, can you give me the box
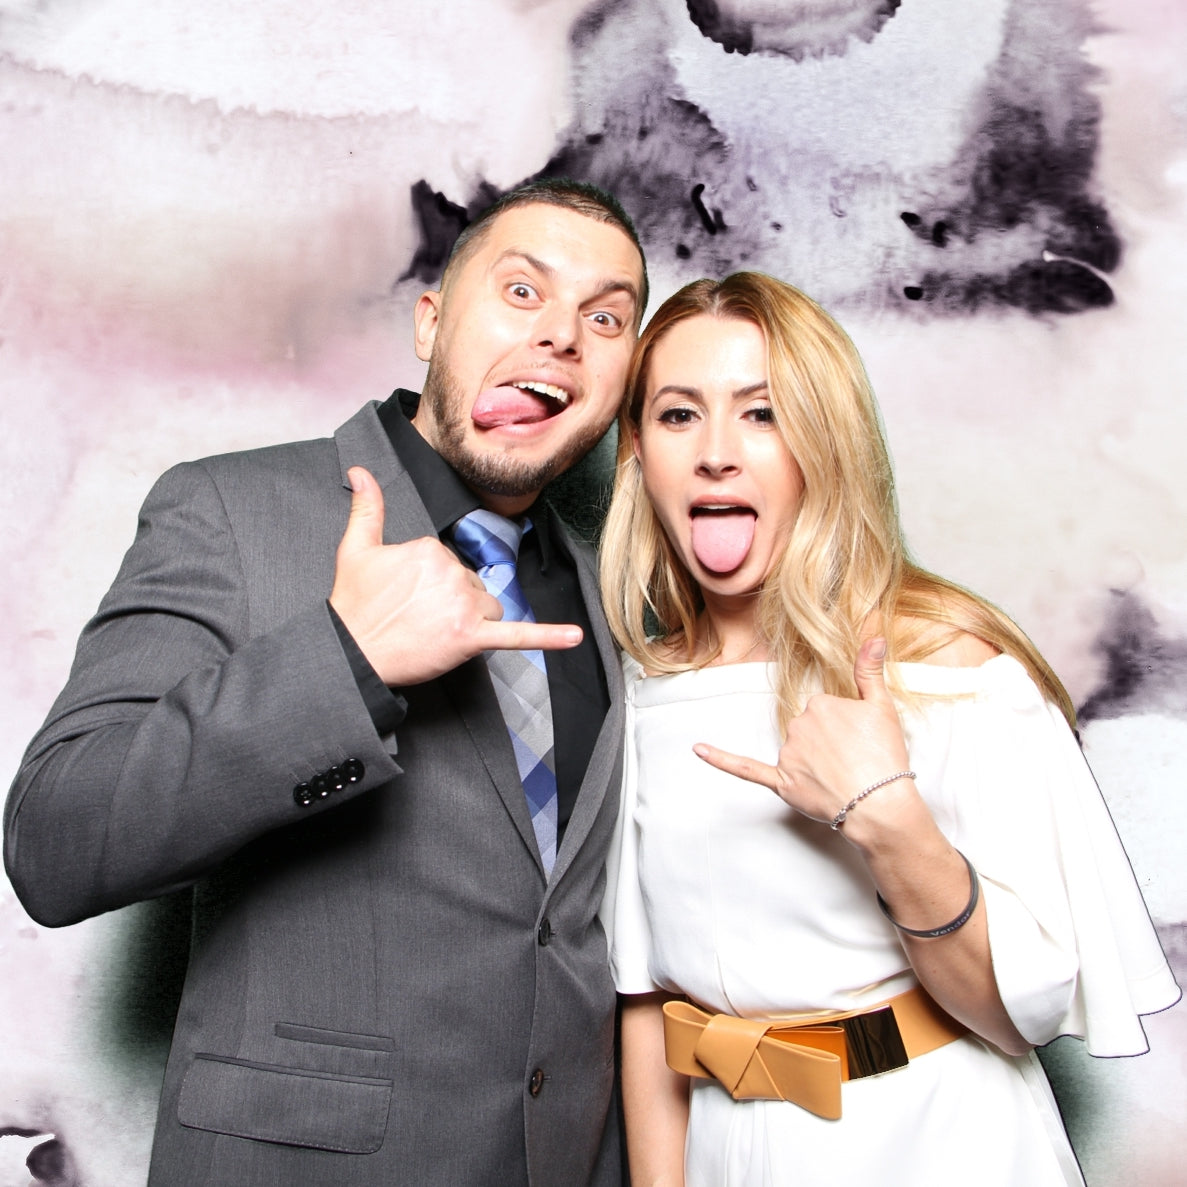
[28,1137,75,1184]
[1078,591,1187,722]
[893,3,1121,316]
[685,0,901,59]
[403,0,1118,322]
[399,181,470,286]
[691,183,727,235]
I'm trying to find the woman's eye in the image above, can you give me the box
[746,405,776,424]
[657,406,696,425]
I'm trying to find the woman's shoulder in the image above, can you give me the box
[890,616,1000,668]
[887,617,1044,702]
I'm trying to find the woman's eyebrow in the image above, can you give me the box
[648,381,769,400]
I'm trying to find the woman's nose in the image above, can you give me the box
[695,417,741,477]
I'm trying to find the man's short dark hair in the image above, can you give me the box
[443,178,649,320]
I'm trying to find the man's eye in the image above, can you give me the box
[509,283,538,301]
[588,311,621,328]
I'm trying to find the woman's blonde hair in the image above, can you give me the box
[599,272,1075,729]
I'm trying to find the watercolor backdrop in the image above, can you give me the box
[1,0,1184,1183]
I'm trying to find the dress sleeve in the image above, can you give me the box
[910,657,1181,1056]
[599,657,662,995]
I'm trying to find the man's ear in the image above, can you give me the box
[413,291,442,362]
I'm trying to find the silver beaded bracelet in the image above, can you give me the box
[829,770,916,831]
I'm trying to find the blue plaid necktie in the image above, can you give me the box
[453,509,558,875]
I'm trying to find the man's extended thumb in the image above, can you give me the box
[341,466,385,549]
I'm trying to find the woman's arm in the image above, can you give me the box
[694,635,1030,1056]
[620,992,690,1187]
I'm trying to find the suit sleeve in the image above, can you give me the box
[4,460,403,927]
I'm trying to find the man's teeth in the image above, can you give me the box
[515,381,571,407]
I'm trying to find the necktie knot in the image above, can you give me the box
[452,509,526,572]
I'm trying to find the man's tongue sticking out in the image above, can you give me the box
[472,385,556,428]
[690,510,757,575]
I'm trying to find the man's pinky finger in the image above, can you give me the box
[692,743,780,792]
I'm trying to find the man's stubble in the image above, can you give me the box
[421,359,610,501]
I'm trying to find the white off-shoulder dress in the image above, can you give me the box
[601,655,1180,1187]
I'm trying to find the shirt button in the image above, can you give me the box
[528,1068,545,1097]
[537,919,552,947]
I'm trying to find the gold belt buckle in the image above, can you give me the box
[840,1005,908,1079]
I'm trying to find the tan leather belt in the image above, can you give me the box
[663,986,966,1120]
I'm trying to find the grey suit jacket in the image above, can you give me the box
[4,401,626,1186]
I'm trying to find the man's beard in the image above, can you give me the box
[421,360,608,499]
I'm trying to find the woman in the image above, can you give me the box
[598,273,1178,1186]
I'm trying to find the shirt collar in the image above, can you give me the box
[376,389,554,570]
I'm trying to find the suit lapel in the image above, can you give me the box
[443,661,545,869]
[547,517,625,887]
[332,405,625,881]
[333,401,436,544]
[333,402,545,870]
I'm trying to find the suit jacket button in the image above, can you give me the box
[310,773,330,799]
[327,764,346,793]
[293,782,313,806]
[343,758,365,783]
[528,1068,545,1097]
[537,919,552,947]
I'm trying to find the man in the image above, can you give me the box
[4,179,647,1185]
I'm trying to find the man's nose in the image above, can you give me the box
[532,304,582,356]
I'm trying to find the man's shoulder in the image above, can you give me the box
[171,400,387,489]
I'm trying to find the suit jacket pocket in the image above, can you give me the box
[177,1052,392,1154]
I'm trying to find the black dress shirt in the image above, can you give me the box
[332,389,609,843]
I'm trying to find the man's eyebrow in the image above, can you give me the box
[494,250,640,311]
[495,249,555,278]
[590,279,640,310]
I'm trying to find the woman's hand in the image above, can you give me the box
[693,637,911,828]
[694,634,1030,1055]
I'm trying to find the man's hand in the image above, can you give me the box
[693,637,911,826]
[329,466,583,686]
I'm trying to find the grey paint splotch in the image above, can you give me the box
[0,1129,80,1186]
[685,0,902,60]
[405,0,1117,318]
[1079,591,1187,723]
